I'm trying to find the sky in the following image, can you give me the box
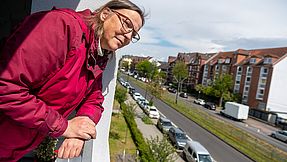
[117,0,287,62]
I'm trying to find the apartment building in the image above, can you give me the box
[201,51,234,86]
[201,47,287,121]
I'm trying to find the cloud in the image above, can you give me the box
[118,0,287,61]
[213,37,287,51]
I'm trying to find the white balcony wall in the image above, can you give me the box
[267,55,287,119]
[31,1,115,162]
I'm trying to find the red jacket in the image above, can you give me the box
[0,8,109,161]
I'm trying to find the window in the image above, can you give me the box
[188,147,193,154]
[225,58,231,64]
[261,78,267,84]
[192,152,197,158]
[237,66,242,72]
[222,65,227,71]
[264,57,272,64]
[250,58,256,64]
[246,77,251,82]
[218,59,224,64]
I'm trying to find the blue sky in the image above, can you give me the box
[117,0,287,61]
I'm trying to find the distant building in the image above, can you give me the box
[201,47,287,122]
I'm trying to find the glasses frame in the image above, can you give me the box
[110,9,140,43]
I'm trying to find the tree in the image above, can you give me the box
[121,61,129,71]
[212,74,233,107]
[172,61,188,104]
[136,60,157,80]
[136,60,159,98]
[147,81,162,104]
[147,136,177,162]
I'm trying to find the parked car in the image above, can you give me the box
[271,130,287,143]
[183,141,213,162]
[168,127,189,150]
[194,98,205,105]
[128,88,135,95]
[168,87,177,93]
[132,92,143,101]
[179,92,188,98]
[204,102,216,110]
[157,117,173,133]
[148,106,160,119]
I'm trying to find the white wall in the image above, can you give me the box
[267,55,287,119]
[31,1,116,162]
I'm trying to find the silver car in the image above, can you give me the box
[271,130,287,143]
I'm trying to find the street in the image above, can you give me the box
[126,79,253,162]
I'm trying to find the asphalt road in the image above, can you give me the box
[125,78,253,162]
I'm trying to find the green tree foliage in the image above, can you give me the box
[195,74,234,107]
[212,74,234,107]
[172,61,188,103]
[121,61,129,71]
[136,60,158,80]
[172,61,188,81]
[115,85,127,104]
[147,136,177,162]
[148,81,162,103]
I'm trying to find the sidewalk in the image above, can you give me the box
[125,95,185,162]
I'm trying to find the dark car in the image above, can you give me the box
[179,92,188,98]
[168,127,189,150]
[168,87,177,93]
[204,102,216,110]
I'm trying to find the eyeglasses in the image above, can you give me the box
[111,9,140,43]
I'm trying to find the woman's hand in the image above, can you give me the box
[57,138,85,159]
[62,116,96,140]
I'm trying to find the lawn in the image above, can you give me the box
[109,100,137,162]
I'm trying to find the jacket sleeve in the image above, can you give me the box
[0,11,79,137]
[76,75,105,125]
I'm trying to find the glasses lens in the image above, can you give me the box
[112,10,140,43]
[132,32,140,43]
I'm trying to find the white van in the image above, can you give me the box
[183,141,213,162]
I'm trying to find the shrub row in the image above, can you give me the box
[120,102,156,162]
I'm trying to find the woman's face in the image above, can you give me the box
[100,8,143,52]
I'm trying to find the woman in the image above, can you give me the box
[0,0,145,161]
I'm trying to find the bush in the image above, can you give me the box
[142,115,153,125]
[115,85,127,103]
[121,103,156,162]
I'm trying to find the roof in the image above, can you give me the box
[172,127,185,133]
[160,117,171,122]
[168,56,177,63]
[186,141,210,154]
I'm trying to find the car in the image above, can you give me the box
[128,88,135,95]
[271,130,287,143]
[132,92,143,101]
[179,92,188,98]
[194,98,205,105]
[183,141,213,162]
[204,102,216,110]
[157,117,173,133]
[168,127,189,150]
[147,106,160,119]
[168,87,177,93]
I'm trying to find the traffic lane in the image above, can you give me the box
[129,82,252,162]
